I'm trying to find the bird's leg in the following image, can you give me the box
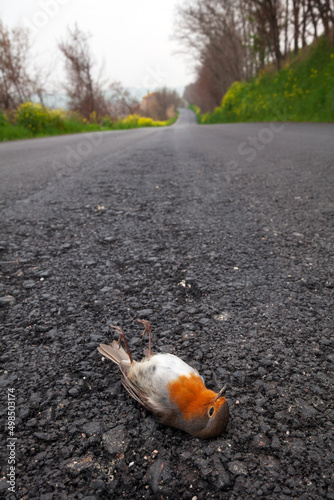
[109,325,134,364]
[137,319,152,357]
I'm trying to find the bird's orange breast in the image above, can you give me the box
[167,373,217,420]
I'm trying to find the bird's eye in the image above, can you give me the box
[208,406,215,418]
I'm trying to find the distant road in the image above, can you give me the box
[1,109,333,205]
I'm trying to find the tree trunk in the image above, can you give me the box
[293,0,300,54]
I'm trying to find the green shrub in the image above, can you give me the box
[195,37,334,123]
[15,102,67,133]
[101,115,114,128]
[188,104,202,123]
[0,111,6,126]
[1,103,178,141]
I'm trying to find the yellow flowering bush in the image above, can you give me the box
[195,37,334,123]
[2,101,177,141]
[89,111,97,123]
[120,114,140,127]
[118,114,167,128]
[16,102,65,133]
[222,81,246,112]
[137,117,154,127]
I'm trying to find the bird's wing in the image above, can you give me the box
[120,353,198,418]
[121,374,153,410]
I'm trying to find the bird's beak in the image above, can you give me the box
[214,384,227,401]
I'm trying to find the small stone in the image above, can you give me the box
[271,435,281,449]
[91,479,105,491]
[40,494,54,500]
[23,280,35,289]
[61,243,71,250]
[233,370,245,380]
[137,308,154,317]
[68,388,79,397]
[259,456,280,472]
[38,269,53,278]
[35,325,52,333]
[102,425,130,456]
[0,478,9,492]
[0,295,15,306]
[66,454,94,473]
[147,458,171,493]
[194,457,212,476]
[295,398,318,419]
[228,461,247,475]
[26,418,38,428]
[216,469,231,489]
[83,421,102,437]
[34,431,58,442]
[252,433,270,449]
[46,328,58,339]
[85,260,97,267]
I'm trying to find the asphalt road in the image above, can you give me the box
[1,109,333,499]
[1,109,333,204]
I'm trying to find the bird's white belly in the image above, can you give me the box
[137,353,201,386]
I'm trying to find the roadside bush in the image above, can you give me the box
[188,104,202,123]
[15,102,66,133]
[194,37,334,123]
[101,115,114,128]
[1,104,178,141]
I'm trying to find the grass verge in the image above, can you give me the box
[195,37,334,124]
[0,105,179,142]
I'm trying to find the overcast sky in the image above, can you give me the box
[0,0,193,94]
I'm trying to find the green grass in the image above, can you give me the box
[195,37,334,124]
[188,104,202,123]
[0,104,179,142]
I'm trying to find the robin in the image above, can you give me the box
[98,320,229,439]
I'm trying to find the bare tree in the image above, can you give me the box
[308,0,320,37]
[177,0,334,112]
[249,0,284,69]
[175,0,256,111]
[59,24,109,118]
[313,0,334,37]
[292,0,302,53]
[0,21,40,110]
[109,81,139,117]
[139,88,181,121]
[183,67,223,112]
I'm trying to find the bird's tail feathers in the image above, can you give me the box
[98,341,130,365]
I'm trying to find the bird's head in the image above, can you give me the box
[168,374,230,439]
[191,387,230,439]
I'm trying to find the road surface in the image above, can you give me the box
[1,110,333,499]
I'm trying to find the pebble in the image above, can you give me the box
[0,295,15,306]
[228,461,248,476]
[102,426,130,456]
[23,280,35,289]
[66,454,94,472]
[137,308,154,317]
[83,421,102,437]
[252,433,271,449]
